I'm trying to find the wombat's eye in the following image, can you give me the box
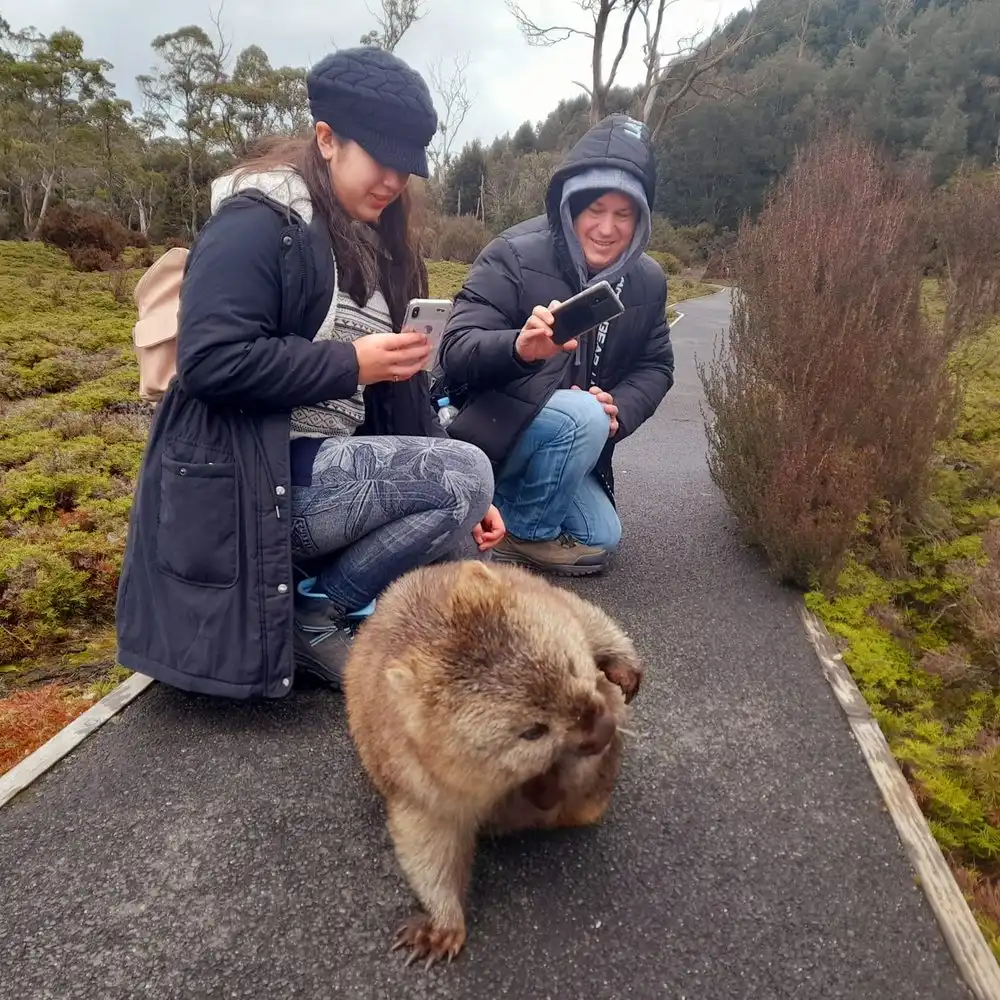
[519,723,549,741]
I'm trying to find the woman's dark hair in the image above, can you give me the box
[227,134,427,329]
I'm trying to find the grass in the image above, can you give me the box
[0,243,148,685]
[667,275,718,321]
[806,302,1000,957]
[667,275,717,304]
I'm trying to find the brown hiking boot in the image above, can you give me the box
[491,532,609,576]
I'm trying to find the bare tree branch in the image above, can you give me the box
[427,52,475,177]
[645,2,766,138]
[208,1,232,68]
[881,0,915,40]
[359,0,427,51]
[508,0,641,122]
[796,0,816,61]
[505,0,595,44]
[507,0,765,129]
[601,0,642,98]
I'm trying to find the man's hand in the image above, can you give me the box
[472,504,506,551]
[571,384,619,437]
[515,301,578,363]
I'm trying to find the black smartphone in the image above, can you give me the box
[550,281,625,345]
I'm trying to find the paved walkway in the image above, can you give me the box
[0,290,972,1000]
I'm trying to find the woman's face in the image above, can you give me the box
[316,123,410,222]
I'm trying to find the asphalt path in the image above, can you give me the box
[0,289,972,1000]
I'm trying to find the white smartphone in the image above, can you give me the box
[405,298,453,370]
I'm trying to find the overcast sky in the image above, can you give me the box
[6,0,747,147]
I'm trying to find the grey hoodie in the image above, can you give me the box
[558,165,652,290]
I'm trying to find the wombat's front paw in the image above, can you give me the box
[601,660,643,703]
[392,914,466,969]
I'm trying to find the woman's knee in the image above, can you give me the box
[438,439,494,522]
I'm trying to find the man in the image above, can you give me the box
[436,113,675,576]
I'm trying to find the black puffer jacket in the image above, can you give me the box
[115,186,443,701]
[437,115,675,502]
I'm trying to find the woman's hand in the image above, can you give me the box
[472,504,506,551]
[514,301,578,363]
[353,331,431,384]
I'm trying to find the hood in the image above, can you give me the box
[545,114,657,289]
[210,165,315,222]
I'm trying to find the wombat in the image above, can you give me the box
[341,559,644,968]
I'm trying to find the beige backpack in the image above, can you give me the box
[131,247,188,402]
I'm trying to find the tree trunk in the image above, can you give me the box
[797,0,815,60]
[186,138,198,237]
[20,179,35,236]
[29,171,56,240]
[590,1,612,124]
[135,198,149,236]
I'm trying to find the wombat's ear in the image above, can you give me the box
[447,560,503,617]
[386,660,416,697]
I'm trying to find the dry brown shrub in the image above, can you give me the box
[952,865,1000,933]
[699,128,962,588]
[107,261,130,304]
[432,215,492,264]
[919,646,978,687]
[960,521,1000,669]
[67,246,115,273]
[0,683,94,774]
[38,203,134,258]
[932,168,1000,342]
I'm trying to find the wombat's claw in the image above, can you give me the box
[392,915,465,969]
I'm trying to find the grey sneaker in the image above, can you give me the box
[491,532,609,576]
[293,579,374,689]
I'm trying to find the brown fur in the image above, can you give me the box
[341,559,644,968]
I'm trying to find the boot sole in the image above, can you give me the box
[292,651,344,688]
[491,549,607,576]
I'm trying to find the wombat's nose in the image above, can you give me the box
[576,704,615,756]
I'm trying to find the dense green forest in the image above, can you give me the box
[1,0,998,254]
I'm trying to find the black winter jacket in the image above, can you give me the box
[437,115,675,502]
[115,188,443,700]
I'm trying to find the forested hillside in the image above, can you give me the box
[443,0,1000,231]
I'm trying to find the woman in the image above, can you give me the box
[115,47,504,700]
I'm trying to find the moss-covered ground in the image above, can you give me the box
[806,303,1000,957]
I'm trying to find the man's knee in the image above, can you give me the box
[580,504,622,552]
[587,513,622,551]
[543,389,611,450]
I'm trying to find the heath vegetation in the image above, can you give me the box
[700,131,1000,951]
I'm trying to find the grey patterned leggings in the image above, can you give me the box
[290,435,494,616]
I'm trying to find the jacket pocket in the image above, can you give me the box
[157,455,240,587]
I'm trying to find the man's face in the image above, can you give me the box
[573,191,638,272]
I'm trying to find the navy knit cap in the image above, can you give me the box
[306,47,438,179]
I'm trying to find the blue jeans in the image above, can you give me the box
[290,435,494,616]
[493,389,622,549]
